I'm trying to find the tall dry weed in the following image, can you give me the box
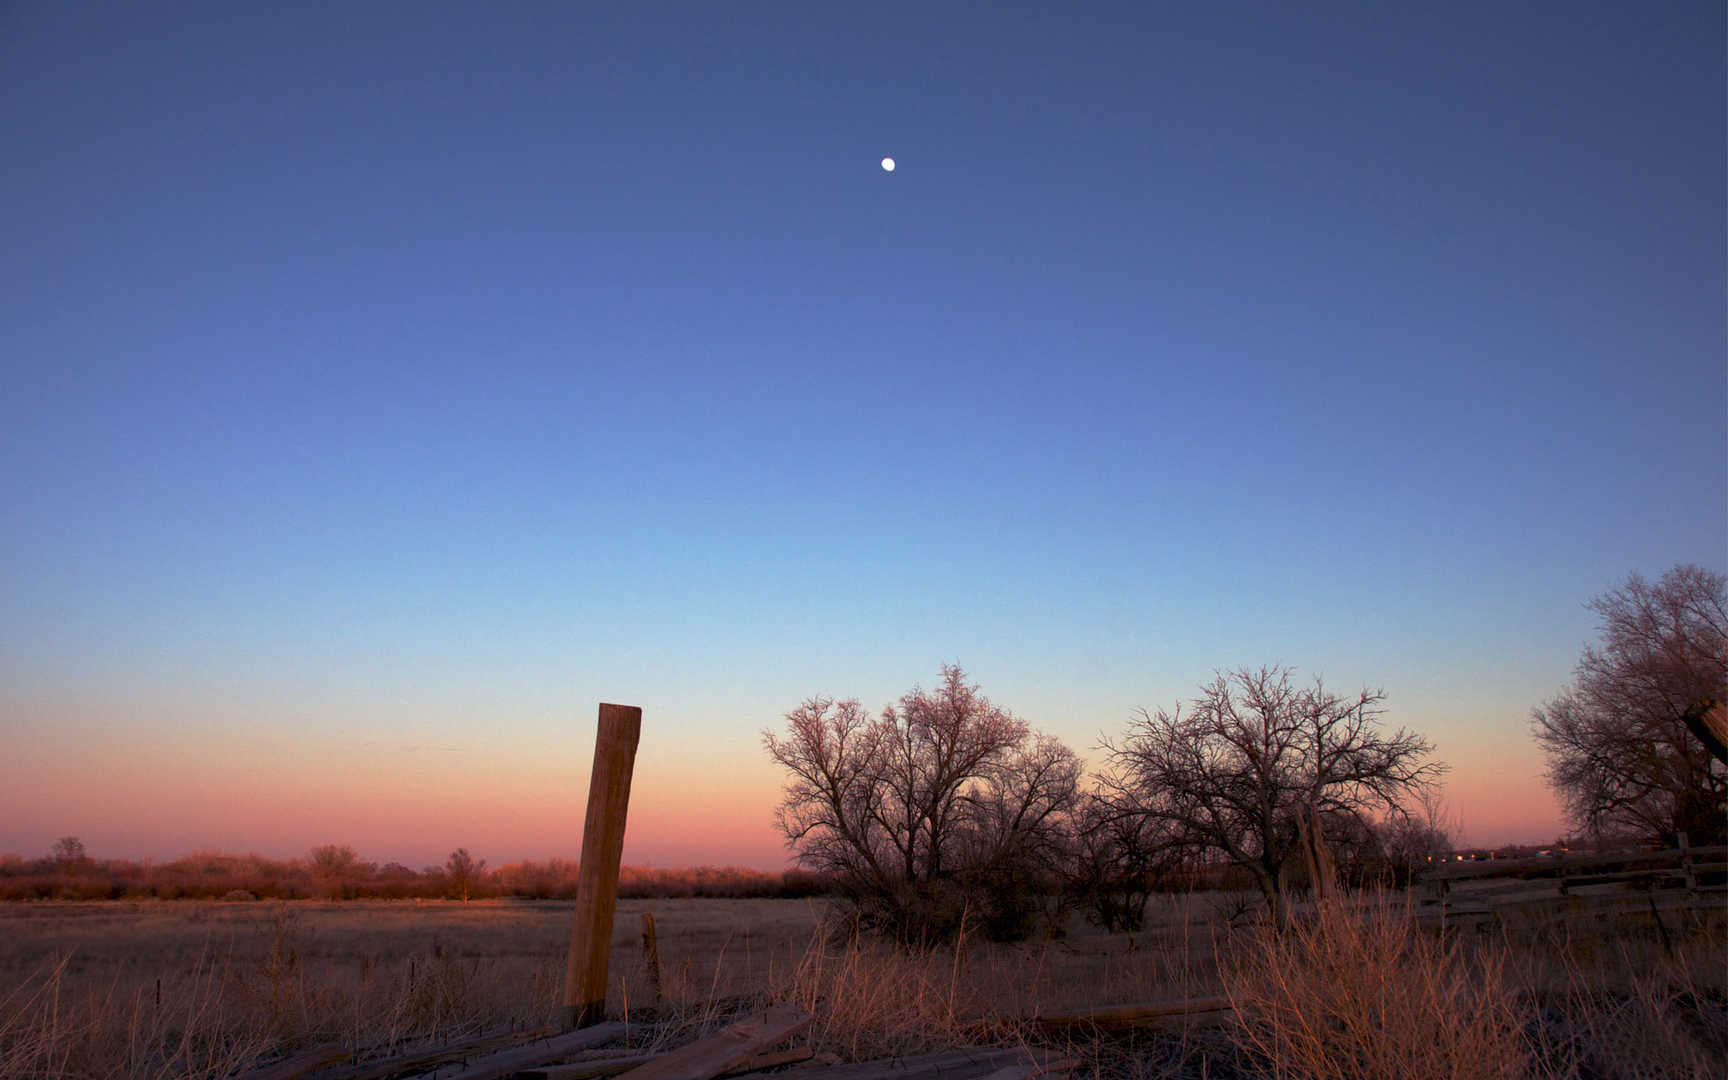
[634,916,986,1062]
[1222,897,1526,1080]
[0,949,276,1079]
[779,922,983,1059]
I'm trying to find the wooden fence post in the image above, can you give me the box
[1677,832,1696,897]
[565,703,643,1028]
[641,912,663,1004]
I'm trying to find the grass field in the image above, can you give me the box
[2,892,1723,1079]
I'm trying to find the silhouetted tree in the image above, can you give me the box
[50,836,89,875]
[1531,565,1728,843]
[1372,787,1456,887]
[955,733,1084,939]
[305,844,360,897]
[764,664,1078,940]
[1101,666,1444,920]
[1069,795,1189,932]
[445,848,487,902]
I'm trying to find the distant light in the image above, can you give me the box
[880,158,895,172]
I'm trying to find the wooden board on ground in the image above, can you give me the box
[308,1027,563,1080]
[784,1049,1076,1080]
[766,1052,842,1075]
[975,1059,1082,1080]
[614,1005,812,1080]
[529,1046,815,1080]
[966,996,1233,1038]
[241,1044,352,1080]
[439,1022,626,1080]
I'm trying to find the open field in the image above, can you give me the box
[2,893,1724,1079]
[0,895,1223,1050]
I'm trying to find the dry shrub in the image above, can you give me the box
[637,915,983,1063]
[779,922,982,1060]
[1223,897,1526,1080]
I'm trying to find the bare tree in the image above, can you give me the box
[955,733,1084,939]
[962,734,1084,873]
[1100,666,1444,919]
[1374,786,1457,886]
[764,695,894,895]
[305,844,361,898]
[445,848,487,902]
[50,836,89,875]
[1531,565,1728,843]
[1069,794,1189,932]
[764,664,1076,939]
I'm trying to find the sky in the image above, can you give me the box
[2,2,1723,870]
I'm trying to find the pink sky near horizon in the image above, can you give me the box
[2,691,1568,870]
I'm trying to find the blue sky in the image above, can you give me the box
[2,2,1722,865]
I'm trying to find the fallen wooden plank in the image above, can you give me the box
[716,1047,815,1075]
[519,1054,653,1080]
[529,1046,815,1080]
[438,1022,627,1080]
[310,1027,561,1080]
[974,1059,1083,1080]
[670,1046,817,1080]
[614,1006,812,1080]
[239,1044,351,1080]
[755,1052,841,1076]
[782,1049,1071,1080]
[965,996,1234,1037]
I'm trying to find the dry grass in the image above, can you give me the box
[0,901,567,1078]
[1510,914,1728,1080]
[1222,897,1526,1080]
[0,893,1722,1079]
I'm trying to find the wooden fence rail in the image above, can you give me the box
[1414,836,1727,937]
[1424,844,1727,886]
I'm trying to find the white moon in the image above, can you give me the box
[881,157,895,172]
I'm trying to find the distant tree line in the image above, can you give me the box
[0,841,827,902]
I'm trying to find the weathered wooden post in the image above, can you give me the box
[564,703,642,1028]
[1677,831,1697,897]
[640,912,663,1004]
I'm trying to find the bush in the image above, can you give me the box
[1223,897,1526,1080]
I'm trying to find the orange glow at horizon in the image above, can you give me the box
[1,707,795,869]
[4,698,1570,868]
